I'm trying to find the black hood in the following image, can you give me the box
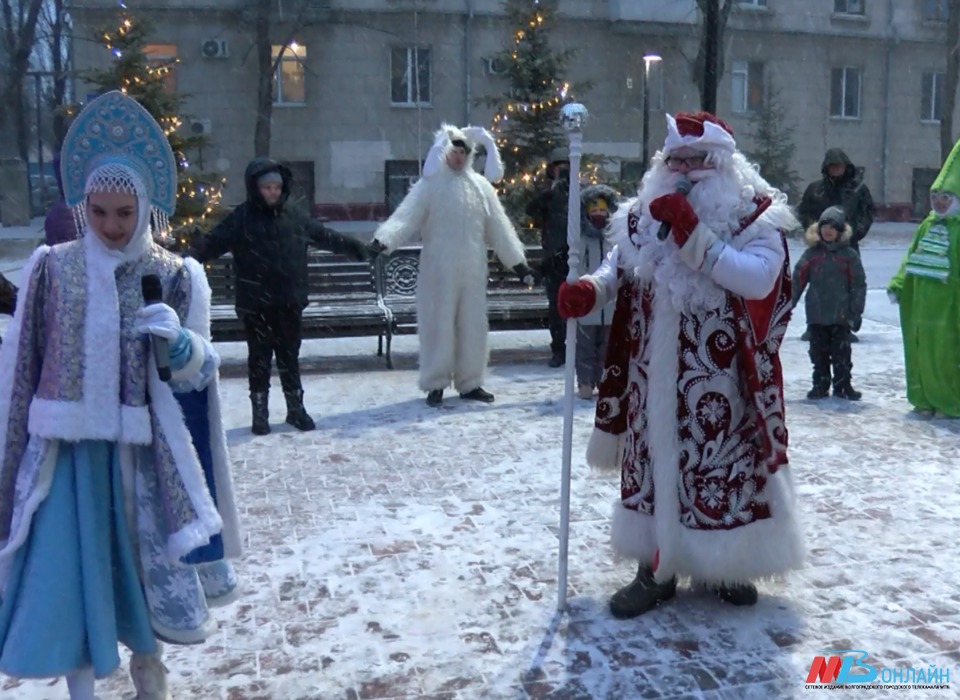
[820,148,856,182]
[244,157,292,210]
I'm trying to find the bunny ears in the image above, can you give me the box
[421,123,504,182]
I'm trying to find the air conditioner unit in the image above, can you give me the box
[482,56,508,76]
[201,39,229,59]
[188,118,212,137]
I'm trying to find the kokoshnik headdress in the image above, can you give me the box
[60,89,177,238]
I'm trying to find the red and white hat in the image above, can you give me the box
[663,111,736,155]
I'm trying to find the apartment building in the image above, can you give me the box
[68,0,958,219]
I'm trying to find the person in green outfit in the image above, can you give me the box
[888,141,960,419]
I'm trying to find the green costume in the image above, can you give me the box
[888,142,960,417]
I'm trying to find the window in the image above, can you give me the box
[923,0,949,21]
[144,44,177,94]
[391,47,431,105]
[731,60,764,114]
[922,71,945,122]
[834,0,864,14]
[385,160,421,213]
[830,66,861,118]
[737,0,767,7]
[272,44,306,104]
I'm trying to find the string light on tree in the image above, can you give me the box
[85,5,227,251]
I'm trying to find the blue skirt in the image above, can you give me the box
[0,440,157,679]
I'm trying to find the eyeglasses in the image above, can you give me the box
[664,154,707,171]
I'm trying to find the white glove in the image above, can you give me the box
[887,290,899,305]
[134,303,182,340]
[463,125,494,147]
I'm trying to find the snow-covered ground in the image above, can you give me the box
[3,229,958,699]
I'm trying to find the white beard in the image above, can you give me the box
[609,153,795,314]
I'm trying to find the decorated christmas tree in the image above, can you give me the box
[480,0,592,237]
[85,6,226,251]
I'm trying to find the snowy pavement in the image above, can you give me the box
[4,284,959,699]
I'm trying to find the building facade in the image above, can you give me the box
[68,0,959,219]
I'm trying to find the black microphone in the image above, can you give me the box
[141,274,172,382]
[656,176,693,241]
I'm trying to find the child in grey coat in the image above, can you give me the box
[576,185,619,399]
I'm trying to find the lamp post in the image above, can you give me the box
[642,53,662,170]
[557,101,588,612]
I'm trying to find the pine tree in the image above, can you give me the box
[480,0,590,236]
[746,88,800,201]
[85,9,226,251]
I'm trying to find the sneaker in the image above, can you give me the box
[577,383,594,400]
[426,389,443,407]
[460,387,495,403]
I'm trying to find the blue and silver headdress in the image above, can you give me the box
[60,90,177,238]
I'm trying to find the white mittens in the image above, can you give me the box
[134,303,182,340]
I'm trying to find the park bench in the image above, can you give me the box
[204,246,548,369]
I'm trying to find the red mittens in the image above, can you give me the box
[649,192,700,246]
[557,279,597,319]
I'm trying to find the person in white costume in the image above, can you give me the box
[368,124,535,407]
[0,91,241,700]
[559,111,805,618]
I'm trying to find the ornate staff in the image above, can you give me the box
[557,102,588,611]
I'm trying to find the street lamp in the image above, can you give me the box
[642,53,662,170]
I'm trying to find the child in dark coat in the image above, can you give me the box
[792,206,867,400]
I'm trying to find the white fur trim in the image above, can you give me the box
[677,222,718,270]
[663,113,736,154]
[169,331,205,383]
[610,497,657,563]
[0,246,51,488]
[181,257,242,559]
[0,438,58,594]
[645,285,684,584]
[585,428,621,470]
[146,359,222,561]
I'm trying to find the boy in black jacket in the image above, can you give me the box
[791,206,867,401]
[189,158,369,434]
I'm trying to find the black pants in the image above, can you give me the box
[543,269,567,355]
[808,323,853,392]
[242,305,304,394]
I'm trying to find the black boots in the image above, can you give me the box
[807,383,829,400]
[833,384,862,401]
[426,389,443,407]
[548,350,564,368]
[460,387,495,403]
[284,391,316,431]
[609,564,677,619]
[250,392,270,435]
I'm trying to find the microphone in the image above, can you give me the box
[141,274,171,382]
[656,176,693,241]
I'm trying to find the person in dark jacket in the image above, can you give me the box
[791,206,866,401]
[797,148,874,343]
[189,158,369,435]
[0,271,16,346]
[526,147,570,367]
[43,151,81,246]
